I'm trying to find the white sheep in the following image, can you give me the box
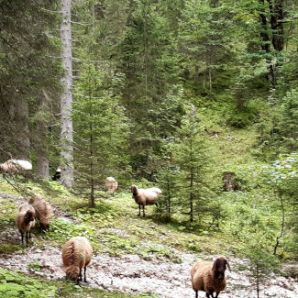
[131,185,162,217]
[0,159,32,174]
[105,177,118,194]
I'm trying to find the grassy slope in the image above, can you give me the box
[0,103,289,296]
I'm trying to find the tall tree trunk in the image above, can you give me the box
[36,91,50,179]
[267,0,284,52]
[12,97,30,160]
[60,0,74,188]
[258,0,276,88]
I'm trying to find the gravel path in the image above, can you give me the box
[0,247,297,298]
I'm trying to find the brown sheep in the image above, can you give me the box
[62,236,93,284]
[131,185,162,217]
[105,177,118,194]
[16,203,36,245]
[29,195,53,231]
[191,256,231,298]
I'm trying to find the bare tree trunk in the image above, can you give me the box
[60,0,74,188]
[36,91,50,179]
[12,97,30,160]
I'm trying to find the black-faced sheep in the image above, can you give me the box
[29,195,53,231]
[105,177,118,194]
[16,203,36,245]
[131,185,162,217]
[191,256,231,298]
[62,236,93,284]
[0,159,32,174]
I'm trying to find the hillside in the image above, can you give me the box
[0,168,297,297]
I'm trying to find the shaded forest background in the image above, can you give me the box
[0,0,297,275]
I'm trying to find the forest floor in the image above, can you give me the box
[0,179,297,298]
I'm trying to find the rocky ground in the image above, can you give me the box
[0,245,297,298]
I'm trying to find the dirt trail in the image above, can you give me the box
[0,246,297,298]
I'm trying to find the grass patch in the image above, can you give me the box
[0,268,154,298]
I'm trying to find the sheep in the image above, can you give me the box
[191,256,231,298]
[131,185,162,217]
[28,195,53,231]
[62,236,93,284]
[105,177,118,194]
[16,203,36,245]
[52,167,61,181]
[0,159,32,174]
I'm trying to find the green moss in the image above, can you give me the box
[0,243,21,254]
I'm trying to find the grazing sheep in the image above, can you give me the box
[131,185,162,217]
[0,159,32,174]
[191,256,231,298]
[16,203,36,245]
[105,177,118,194]
[62,236,93,284]
[29,195,53,231]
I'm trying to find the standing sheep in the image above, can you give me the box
[29,195,53,231]
[16,203,36,245]
[105,177,118,194]
[62,236,93,284]
[191,256,231,298]
[131,185,162,217]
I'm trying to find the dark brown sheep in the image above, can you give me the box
[191,256,231,298]
[16,203,36,245]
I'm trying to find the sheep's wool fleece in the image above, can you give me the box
[62,236,93,269]
[16,204,35,232]
[29,196,53,225]
[191,260,226,293]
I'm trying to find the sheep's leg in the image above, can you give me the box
[195,290,198,298]
[138,205,141,217]
[83,266,87,282]
[25,232,29,245]
[142,205,145,217]
[20,231,24,245]
[214,293,219,298]
[79,268,82,281]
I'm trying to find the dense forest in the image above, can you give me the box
[0,0,297,297]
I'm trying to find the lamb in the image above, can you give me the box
[105,177,118,194]
[191,256,231,298]
[131,185,162,217]
[0,159,32,174]
[16,203,36,245]
[62,236,93,284]
[28,195,53,231]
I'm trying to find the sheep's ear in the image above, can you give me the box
[226,260,231,272]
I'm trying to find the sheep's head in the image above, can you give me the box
[65,265,80,282]
[130,185,138,196]
[212,256,231,280]
[24,210,35,224]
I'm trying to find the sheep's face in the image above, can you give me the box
[212,257,230,280]
[130,185,138,196]
[24,210,35,224]
[65,266,80,282]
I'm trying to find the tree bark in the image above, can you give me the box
[267,0,284,52]
[258,0,276,88]
[36,91,50,179]
[60,0,74,188]
[12,96,30,160]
